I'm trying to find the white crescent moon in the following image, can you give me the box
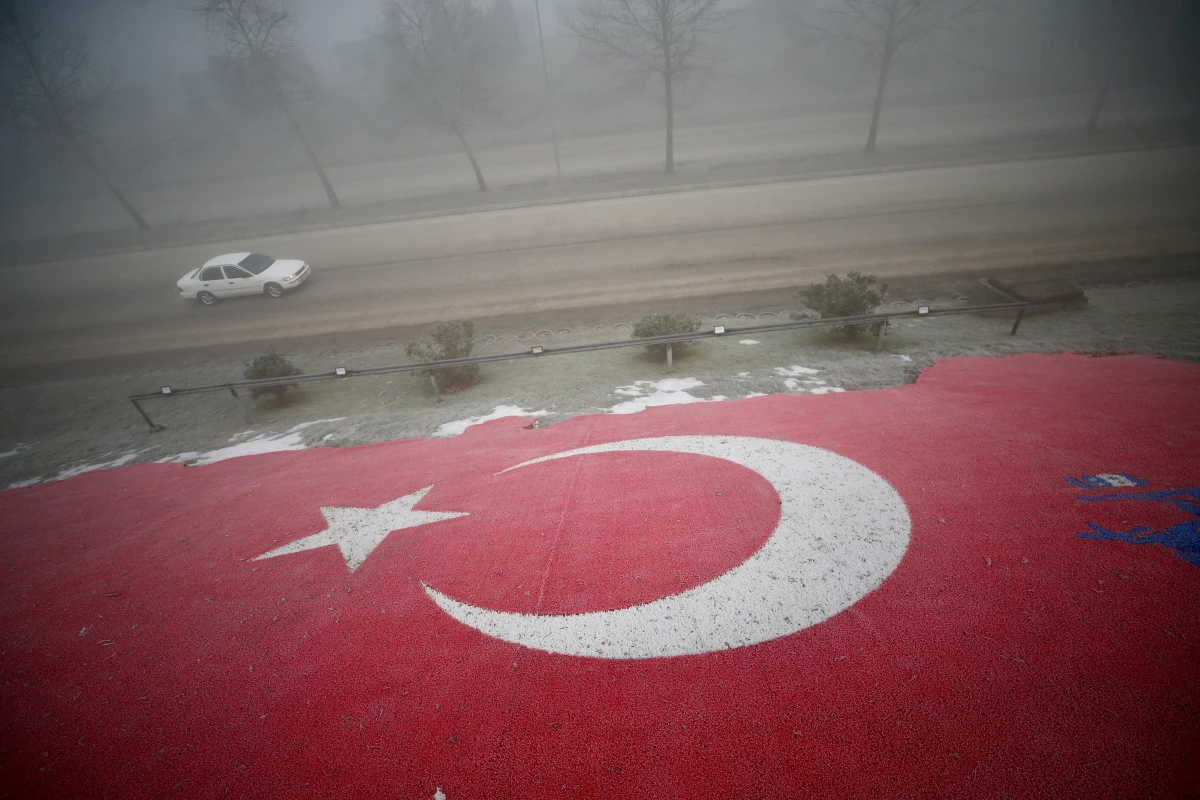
[422,435,910,659]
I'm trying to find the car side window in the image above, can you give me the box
[224,266,253,279]
[200,267,223,282]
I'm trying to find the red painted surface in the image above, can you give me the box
[1,353,1198,799]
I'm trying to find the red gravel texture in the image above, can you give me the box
[1,353,1197,799]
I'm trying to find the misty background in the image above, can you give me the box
[0,0,1196,240]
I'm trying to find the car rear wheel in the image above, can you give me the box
[264,283,284,298]
[198,291,216,306]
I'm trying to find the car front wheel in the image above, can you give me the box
[198,291,216,306]
[264,283,284,298]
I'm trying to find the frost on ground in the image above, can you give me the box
[434,406,549,438]
[1,282,1197,490]
[607,378,727,415]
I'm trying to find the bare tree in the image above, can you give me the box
[0,0,149,229]
[797,0,987,153]
[191,0,340,208]
[563,0,733,174]
[375,0,493,192]
[1081,0,1140,136]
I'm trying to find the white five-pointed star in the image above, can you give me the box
[254,486,468,571]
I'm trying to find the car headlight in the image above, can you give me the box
[282,263,307,283]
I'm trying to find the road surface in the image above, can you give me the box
[1,146,1197,368]
[0,91,1187,242]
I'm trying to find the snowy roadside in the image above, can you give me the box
[1,280,1198,490]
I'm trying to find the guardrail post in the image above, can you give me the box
[1010,308,1026,336]
[430,374,442,403]
[666,343,674,374]
[130,399,164,432]
[874,319,888,353]
[230,388,252,424]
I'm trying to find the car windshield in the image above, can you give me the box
[238,253,275,274]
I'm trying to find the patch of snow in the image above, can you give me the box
[159,418,351,466]
[0,448,20,459]
[6,477,41,490]
[10,450,140,488]
[736,372,751,378]
[53,452,139,481]
[783,378,801,391]
[739,339,760,345]
[803,379,827,385]
[228,430,256,441]
[289,417,346,432]
[742,392,769,399]
[607,378,713,414]
[434,406,548,438]
[163,433,308,466]
[810,387,847,395]
[896,355,913,362]
[775,365,821,376]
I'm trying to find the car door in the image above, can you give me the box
[222,265,260,296]
[198,266,227,296]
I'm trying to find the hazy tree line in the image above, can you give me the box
[0,0,1195,230]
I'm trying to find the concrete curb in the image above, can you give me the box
[4,139,1196,266]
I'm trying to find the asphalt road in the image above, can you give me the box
[0,91,1186,242]
[1,146,1197,368]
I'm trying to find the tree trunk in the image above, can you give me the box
[284,107,341,209]
[533,0,562,180]
[661,9,675,175]
[67,134,149,230]
[1086,13,1127,136]
[664,68,675,174]
[1085,86,1109,136]
[864,47,894,154]
[450,122,488,192]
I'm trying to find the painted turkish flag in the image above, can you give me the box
[2,354,1198,799]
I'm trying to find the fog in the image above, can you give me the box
[0,0,1195,237]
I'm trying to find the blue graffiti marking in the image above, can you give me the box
[1075,488,1200,568]
[1065,474,1148,489]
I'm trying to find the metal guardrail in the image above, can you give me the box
[128,301,1029,430]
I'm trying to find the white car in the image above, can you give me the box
[177,252,311,305]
